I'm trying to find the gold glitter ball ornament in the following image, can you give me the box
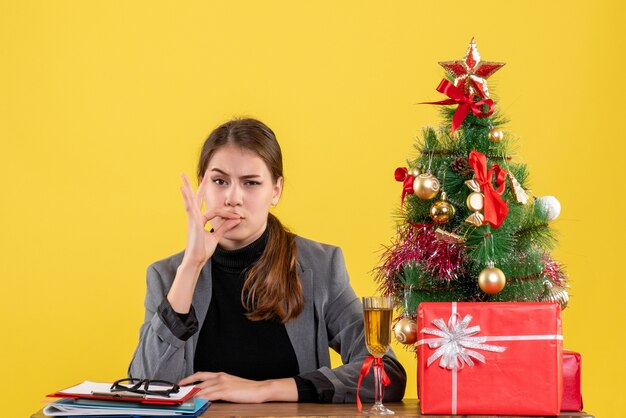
[478,264,506,294]
[430,192,456,224]
[413,173,440,199]
[488,127,504,143]
[393,317,418,345]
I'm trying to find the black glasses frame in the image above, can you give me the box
[110,378,180,397]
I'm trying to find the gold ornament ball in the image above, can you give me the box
[489,128,504,143]
[466,192,484,212]
[430,200,456,224]
[478,266,506,294]
[393,317,418,345]
[413,173,440,200]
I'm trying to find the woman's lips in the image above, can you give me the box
[220,214,244,220]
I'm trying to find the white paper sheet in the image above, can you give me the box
[59,380,195,401]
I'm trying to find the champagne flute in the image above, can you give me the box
[362,296,395,415]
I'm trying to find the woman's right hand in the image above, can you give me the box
[179,173,242,268]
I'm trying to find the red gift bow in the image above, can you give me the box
[468,150,508,228]
[394,167,414,205]
[356,356,391,412]
[423,79,495,139]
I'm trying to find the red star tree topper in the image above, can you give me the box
[439,38,505,99]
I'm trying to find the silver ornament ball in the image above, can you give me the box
[537,196,561,221]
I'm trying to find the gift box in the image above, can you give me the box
[562,350,583,411]
[417,302,563,416]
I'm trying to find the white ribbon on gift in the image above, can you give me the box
[418,310,506,369]
[416,302,563,415]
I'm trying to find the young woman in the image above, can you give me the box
[129,118,406,403]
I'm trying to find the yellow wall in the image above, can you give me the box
[1,1,624,416]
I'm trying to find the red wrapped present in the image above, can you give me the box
[562,350,583,411]
[417,302,563,416]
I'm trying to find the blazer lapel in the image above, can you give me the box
[285,266,317,373]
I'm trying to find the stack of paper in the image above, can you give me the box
[43,398,209,417]
[44,381,209,418]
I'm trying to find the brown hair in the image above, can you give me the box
[197,118,304,323]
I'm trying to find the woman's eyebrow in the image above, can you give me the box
[211,168,262,179]
[210,167,227,174]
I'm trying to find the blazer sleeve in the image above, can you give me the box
[304,247,407,403]
[127,263,192,382]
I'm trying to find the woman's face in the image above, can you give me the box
[203,144,283,250]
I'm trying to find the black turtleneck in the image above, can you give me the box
[193,227,301,382]
[157,227,330,402]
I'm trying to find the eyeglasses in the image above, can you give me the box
[110,378,180,398]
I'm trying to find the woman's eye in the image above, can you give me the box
[212,178,227,185]
[244,181,261,186]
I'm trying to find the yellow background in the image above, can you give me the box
[1,1,624,416]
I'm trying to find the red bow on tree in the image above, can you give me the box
[423,79,495,139]
[394,167,414,205]
[468,150,508,228]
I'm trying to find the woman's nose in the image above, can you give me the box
[224,184,243,206]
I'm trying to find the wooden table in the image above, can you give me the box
[31,399,594,417]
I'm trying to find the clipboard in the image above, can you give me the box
[48,381,200,405]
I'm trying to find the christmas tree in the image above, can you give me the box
[377,39,568,344]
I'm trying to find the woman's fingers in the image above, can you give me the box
[180,372,265,403]
[179,372,213,386]
[195,387,222,401]
[179,186,194,214]
[202,208,242,223]
[181,173,195,196]
[181,173,203,211]
[200,209,241,232]
[212,218,242,240]
[180,174,206,222]
[193,377,226,401]
[195,171,211,208]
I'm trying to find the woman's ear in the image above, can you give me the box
[271,177,284,205]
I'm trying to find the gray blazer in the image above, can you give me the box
[128,236,406,403]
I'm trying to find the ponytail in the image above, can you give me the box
[242,214,304,322]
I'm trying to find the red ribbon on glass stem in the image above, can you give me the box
[356,356,390,412]
[422,79,495,139]
[394,167,414,205]
[468,150,508,228]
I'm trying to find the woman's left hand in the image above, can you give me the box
[180,372,298,403]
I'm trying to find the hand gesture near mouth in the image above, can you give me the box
[166,173,242,314]
[179,173,242,268]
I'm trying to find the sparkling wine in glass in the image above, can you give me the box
[362,296,394,415]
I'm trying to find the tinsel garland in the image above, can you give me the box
[376,223,466,294]
[541,254,568,287]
